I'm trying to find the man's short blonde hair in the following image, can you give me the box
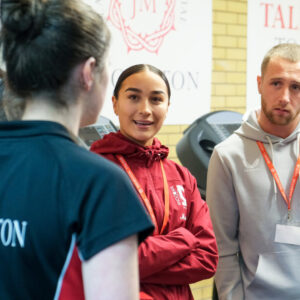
[261,43,300,77]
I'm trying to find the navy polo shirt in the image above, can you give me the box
[0,120,153,299]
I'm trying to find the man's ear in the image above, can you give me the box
[81,57,96,91]
[257,75,262,95]
[112,96,118,116]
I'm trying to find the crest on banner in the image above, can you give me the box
[108,0,176,53]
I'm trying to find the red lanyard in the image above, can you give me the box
[256,141,300,211]
[116,154,169,235]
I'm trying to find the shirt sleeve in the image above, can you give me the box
[75,161,154,260]
[206,148,244,300]
[139,173,218,285]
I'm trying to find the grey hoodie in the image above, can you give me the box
[207,109,300,300]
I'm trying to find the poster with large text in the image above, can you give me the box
[90,0,212,125]
[247,0,300,112]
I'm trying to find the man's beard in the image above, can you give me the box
[261,97,300,126]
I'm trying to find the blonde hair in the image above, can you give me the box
[261,43,300,77]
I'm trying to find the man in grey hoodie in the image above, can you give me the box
[207,43,300,300]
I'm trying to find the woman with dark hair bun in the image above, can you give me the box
[91,64,218,300]
[0,1,153,300]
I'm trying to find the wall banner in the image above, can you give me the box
[90,0,212,125]
[247,0,300,112]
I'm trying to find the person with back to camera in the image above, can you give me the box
[90,64,219,300]
[206,43,300,300]
[0,1,154,299]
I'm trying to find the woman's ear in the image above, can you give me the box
[81,57,96,91]
[112,96,118,116]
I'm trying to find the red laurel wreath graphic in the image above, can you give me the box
[108,0,176,53]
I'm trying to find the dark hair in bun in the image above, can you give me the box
[1,0,110,107]
[1,0,45,39]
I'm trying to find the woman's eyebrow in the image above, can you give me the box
[151,90,166,95]
[125,87,142,93]
[125,88,166,95]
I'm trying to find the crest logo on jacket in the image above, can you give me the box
[108,0,176,53]
[171,185,187,208]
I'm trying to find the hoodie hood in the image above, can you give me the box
[235,108,300,193]
[90,131,169,166]
[235,108,300,144]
